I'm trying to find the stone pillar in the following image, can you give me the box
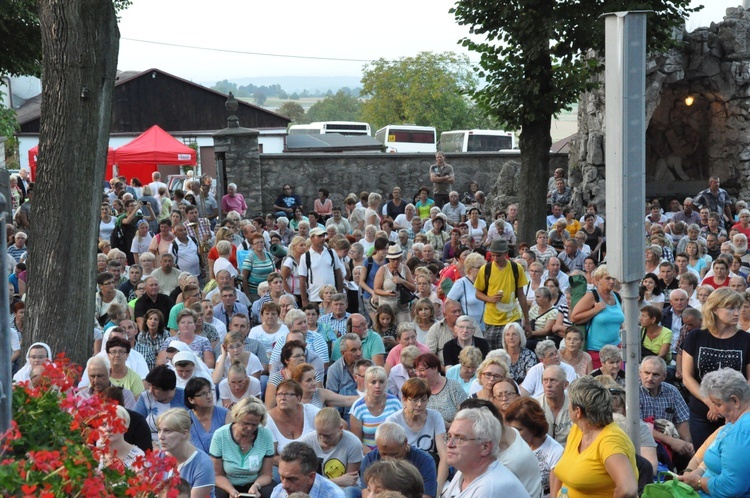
[213,92,261,219]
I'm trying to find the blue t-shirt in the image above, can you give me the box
[586,292,624,351]
[134,389,186,440]
[179,448,216,497]
[360,445,437,497]
[350,394,402,450]
[190,405,229,454]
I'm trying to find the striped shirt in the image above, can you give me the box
[351,394,402,450]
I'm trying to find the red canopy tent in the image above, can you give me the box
[28,146,115,182]
[112,125,196,180]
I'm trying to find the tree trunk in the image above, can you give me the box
[27,0,119,365]
[517,117,552,246]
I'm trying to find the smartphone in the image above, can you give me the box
[237,494,257,498]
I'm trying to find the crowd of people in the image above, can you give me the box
[9,164,750,498]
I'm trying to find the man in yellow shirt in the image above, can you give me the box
[474,239,531,350]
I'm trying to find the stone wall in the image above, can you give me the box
[570,7,750,209]
[250,152,568,216]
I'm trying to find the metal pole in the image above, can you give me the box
[604,11,647,449]
[0,193,11,433]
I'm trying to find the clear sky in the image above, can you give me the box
[116,0,742,82]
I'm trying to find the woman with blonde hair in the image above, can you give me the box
[212,240,237,278]
[351,366,402,452]
[99,405,145,470]
[280,235,308,302]
[445,345,482,394]
[682,287,750,448]
[470,356,509,401]
[502,322,537,384]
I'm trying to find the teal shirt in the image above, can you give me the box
[330,330,385,362]
[209,424,274,486]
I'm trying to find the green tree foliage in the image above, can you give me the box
[212,79,238,95]
[0,0,131,78]
[359,51,481,134]
[277,101,306,123]
[289,92,300,100]
[306,91,363,123]
[451,0,700,244]
[254,91,267,106]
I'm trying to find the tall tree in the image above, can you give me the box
[452,0,699,245]
[27,0,120,364]
[360,51,481,135]
[306,91,363,123]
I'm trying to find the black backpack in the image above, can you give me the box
[478,259,520,294]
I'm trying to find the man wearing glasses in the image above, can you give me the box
[358,422,437,498]
[330,314,385,367]
[520,340,577,397]
[443,408,529,497]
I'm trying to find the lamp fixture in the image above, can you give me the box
[684,95,694,106]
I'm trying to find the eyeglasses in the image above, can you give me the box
[194,390,215,399]
[107,350,128,357]
[481,372,504,381]
[406,397,428,405]
[494,391,517,399]
[276,392,298,398]
[290,353,306,359]
[100,281,115,286]
[443,434,482,446]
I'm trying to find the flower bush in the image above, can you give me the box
[0,354,180,497]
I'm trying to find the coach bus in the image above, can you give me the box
[375,125,437,153]
[287,121,371,136]
[439,129,516,152]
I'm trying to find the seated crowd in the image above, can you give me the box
[10,170,750,498]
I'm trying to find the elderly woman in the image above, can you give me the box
[530,230,558,267]
[265,379,320,463]
[106,336,145,399]
[492,377,521,419]
[213,240,238,278]
[528,286,560,351]
[159,309,215,368]
[502,322,538,384]
[505,397,564,497]
[590,344,625,387]
[560,327,593,377]
[682,287,750,448]
[264,340,308,409]
[442,315,489,367]
[185,376,231,454]
[385,377,449,492]
[172,350,213,390]
[677,368,750,496]
[99,405,145,470]
[551,377,638,498]
[242,233,275,297]
[384,322,431,375]
[523,261,545,303]
[445,345,482,395]
[570,264,624,369]
[157,408,215,497]
[387,345,421,399]
[702,259,731,290]
[470,356,509,401]
[210,397,275,498]
[351,366,402,452]
[363,460,425,498]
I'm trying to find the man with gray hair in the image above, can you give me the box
[442,191,467,225]
[326,333,362,420]
[271,441,345,498]
[359,422,437,498]
[443,408,529,497]
[520,340,577,397]
[639,356,693,465]
[77,356,137,409]
[534,364,572,447]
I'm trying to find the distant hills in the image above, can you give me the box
[200,76,363,94]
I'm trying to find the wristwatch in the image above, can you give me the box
[696,477,703,490]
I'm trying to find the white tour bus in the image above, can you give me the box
[439,129,516,152]
[288,121,371,136]
[375,125,437,153]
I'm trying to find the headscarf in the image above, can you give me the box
[169,348,213,389]
[12,342,52,383]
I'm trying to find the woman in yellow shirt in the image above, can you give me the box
[550,376,638,498]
